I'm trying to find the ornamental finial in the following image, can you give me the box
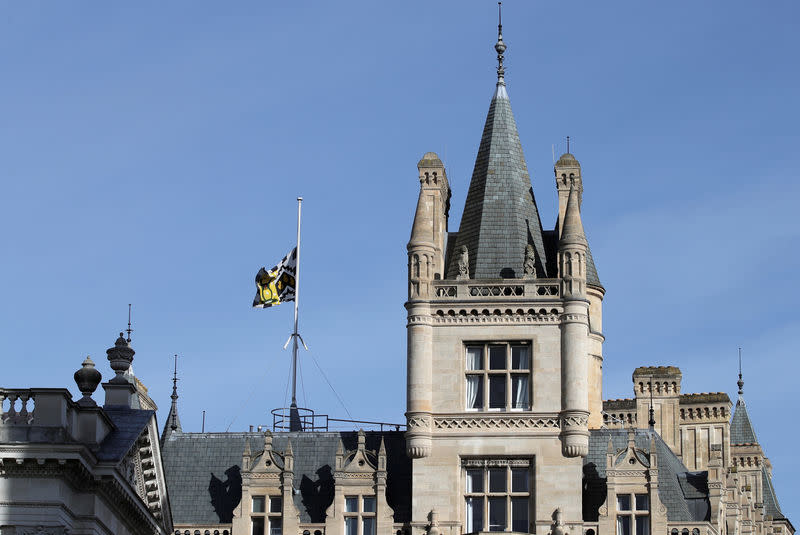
[737,347,744,396]
[495,2,506,86]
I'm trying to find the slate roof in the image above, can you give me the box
[446,85,549,280]
[162,430,410,526]
[762,466,786,520]
[583,429,709,522]
[730,397,758,445]
[97,407,154,462]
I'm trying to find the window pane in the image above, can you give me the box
[511,375,529,409]
[635,517,650,535]
[270,518,282,535]
[363,518,376,535]
[488,468,506,492]
[270,496,282,513]
[512,497,529,533]
[345,518,358,535]
[363,496,376,513]
[488,497,506,531]
[617,495,631,511]
[489,346,506,369]
[617,516,631,535]
[466,497,484,533]
[467,347,483,370]
[252,496,266,513]
[252,517,265,535]
[511,346,529,369]
[511,468,528,492]
[466,375,483,409]
[466,469,484,493]
[635,494,649,511]
[345,496,358,513]
[489,376,506,409]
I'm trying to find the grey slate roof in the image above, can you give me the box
[97,407,153,462]
[446,87,549,280]
[583,429,709,523]
[161,431,410,526]
[730,398,758,444]
[762,466,786,520]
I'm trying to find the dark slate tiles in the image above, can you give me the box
[730,398,758,445]
[446,93,549,280]
[584,429,709,523]
[97,407,153,462]
[162,431,410,526]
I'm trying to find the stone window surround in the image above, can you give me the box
[462,458,532,533]
[344,494,377,535]
[251,494,283,535]
[464,341,532,411]
[616,493,650,535]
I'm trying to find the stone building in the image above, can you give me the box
[0,334,173,534]
[1,14,794,535]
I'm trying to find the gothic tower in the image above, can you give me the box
[405,14,604,535]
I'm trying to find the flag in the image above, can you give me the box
[253,248,297,308]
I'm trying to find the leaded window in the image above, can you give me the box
[466,343,531,411]
[464,459,531,533]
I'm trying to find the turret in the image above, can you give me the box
[558,186,590,457]
[408,152,450,298]
[405,152,449,459]
[554,151,582,237]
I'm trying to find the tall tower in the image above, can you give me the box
[404,10,604,535]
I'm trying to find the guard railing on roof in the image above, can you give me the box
[271,407,405,432]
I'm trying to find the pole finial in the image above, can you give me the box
[737,347,744,396]
[494,2,506,86]
[170,354,180,430]
[126,304,133,342]
[648,376,656,429]
[567,136,571,154]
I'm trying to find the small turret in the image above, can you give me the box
[408,152,450,299]
[558,186,590,457]
[554,150,582,237]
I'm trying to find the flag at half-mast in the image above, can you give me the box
[253,248,297,308]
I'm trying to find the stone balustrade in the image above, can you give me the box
[0,388,36,425]
[432,279,560,300]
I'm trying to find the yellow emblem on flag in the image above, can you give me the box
[253,248,297,308]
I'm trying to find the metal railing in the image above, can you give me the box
[271,407,405,432]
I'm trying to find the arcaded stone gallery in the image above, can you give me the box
[0,17,793,535]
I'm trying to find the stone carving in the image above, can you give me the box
[456,246,470,280]
[550,508,569,535]
[523,244,537,278]
[435,415,560,430]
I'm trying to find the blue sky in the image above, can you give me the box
[1,1,798,521]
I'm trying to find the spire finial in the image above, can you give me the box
[737,347,744,396]
[170,354,179,430]
[126,303,133,342]
[494,2,506,86]
[566,136,570,154]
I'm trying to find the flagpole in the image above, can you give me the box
[289,197,302,430]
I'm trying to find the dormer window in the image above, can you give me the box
[466,343,531,411]
[616,494,649,535]
[345,495,377,535]
[252,495,282,535]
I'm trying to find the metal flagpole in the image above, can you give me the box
[289,197,303,431]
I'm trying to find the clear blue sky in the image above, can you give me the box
[2,1,798,521]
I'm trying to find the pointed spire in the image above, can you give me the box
[447,8,548,280]
[560,186,587,247]
[161,354,183,443]
[494,2,507,98]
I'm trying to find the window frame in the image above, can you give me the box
[251,494,283,535]
[463,459,532,534]
[343,495,377,535]
[616,493,649,535]
[465,342,532,412]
